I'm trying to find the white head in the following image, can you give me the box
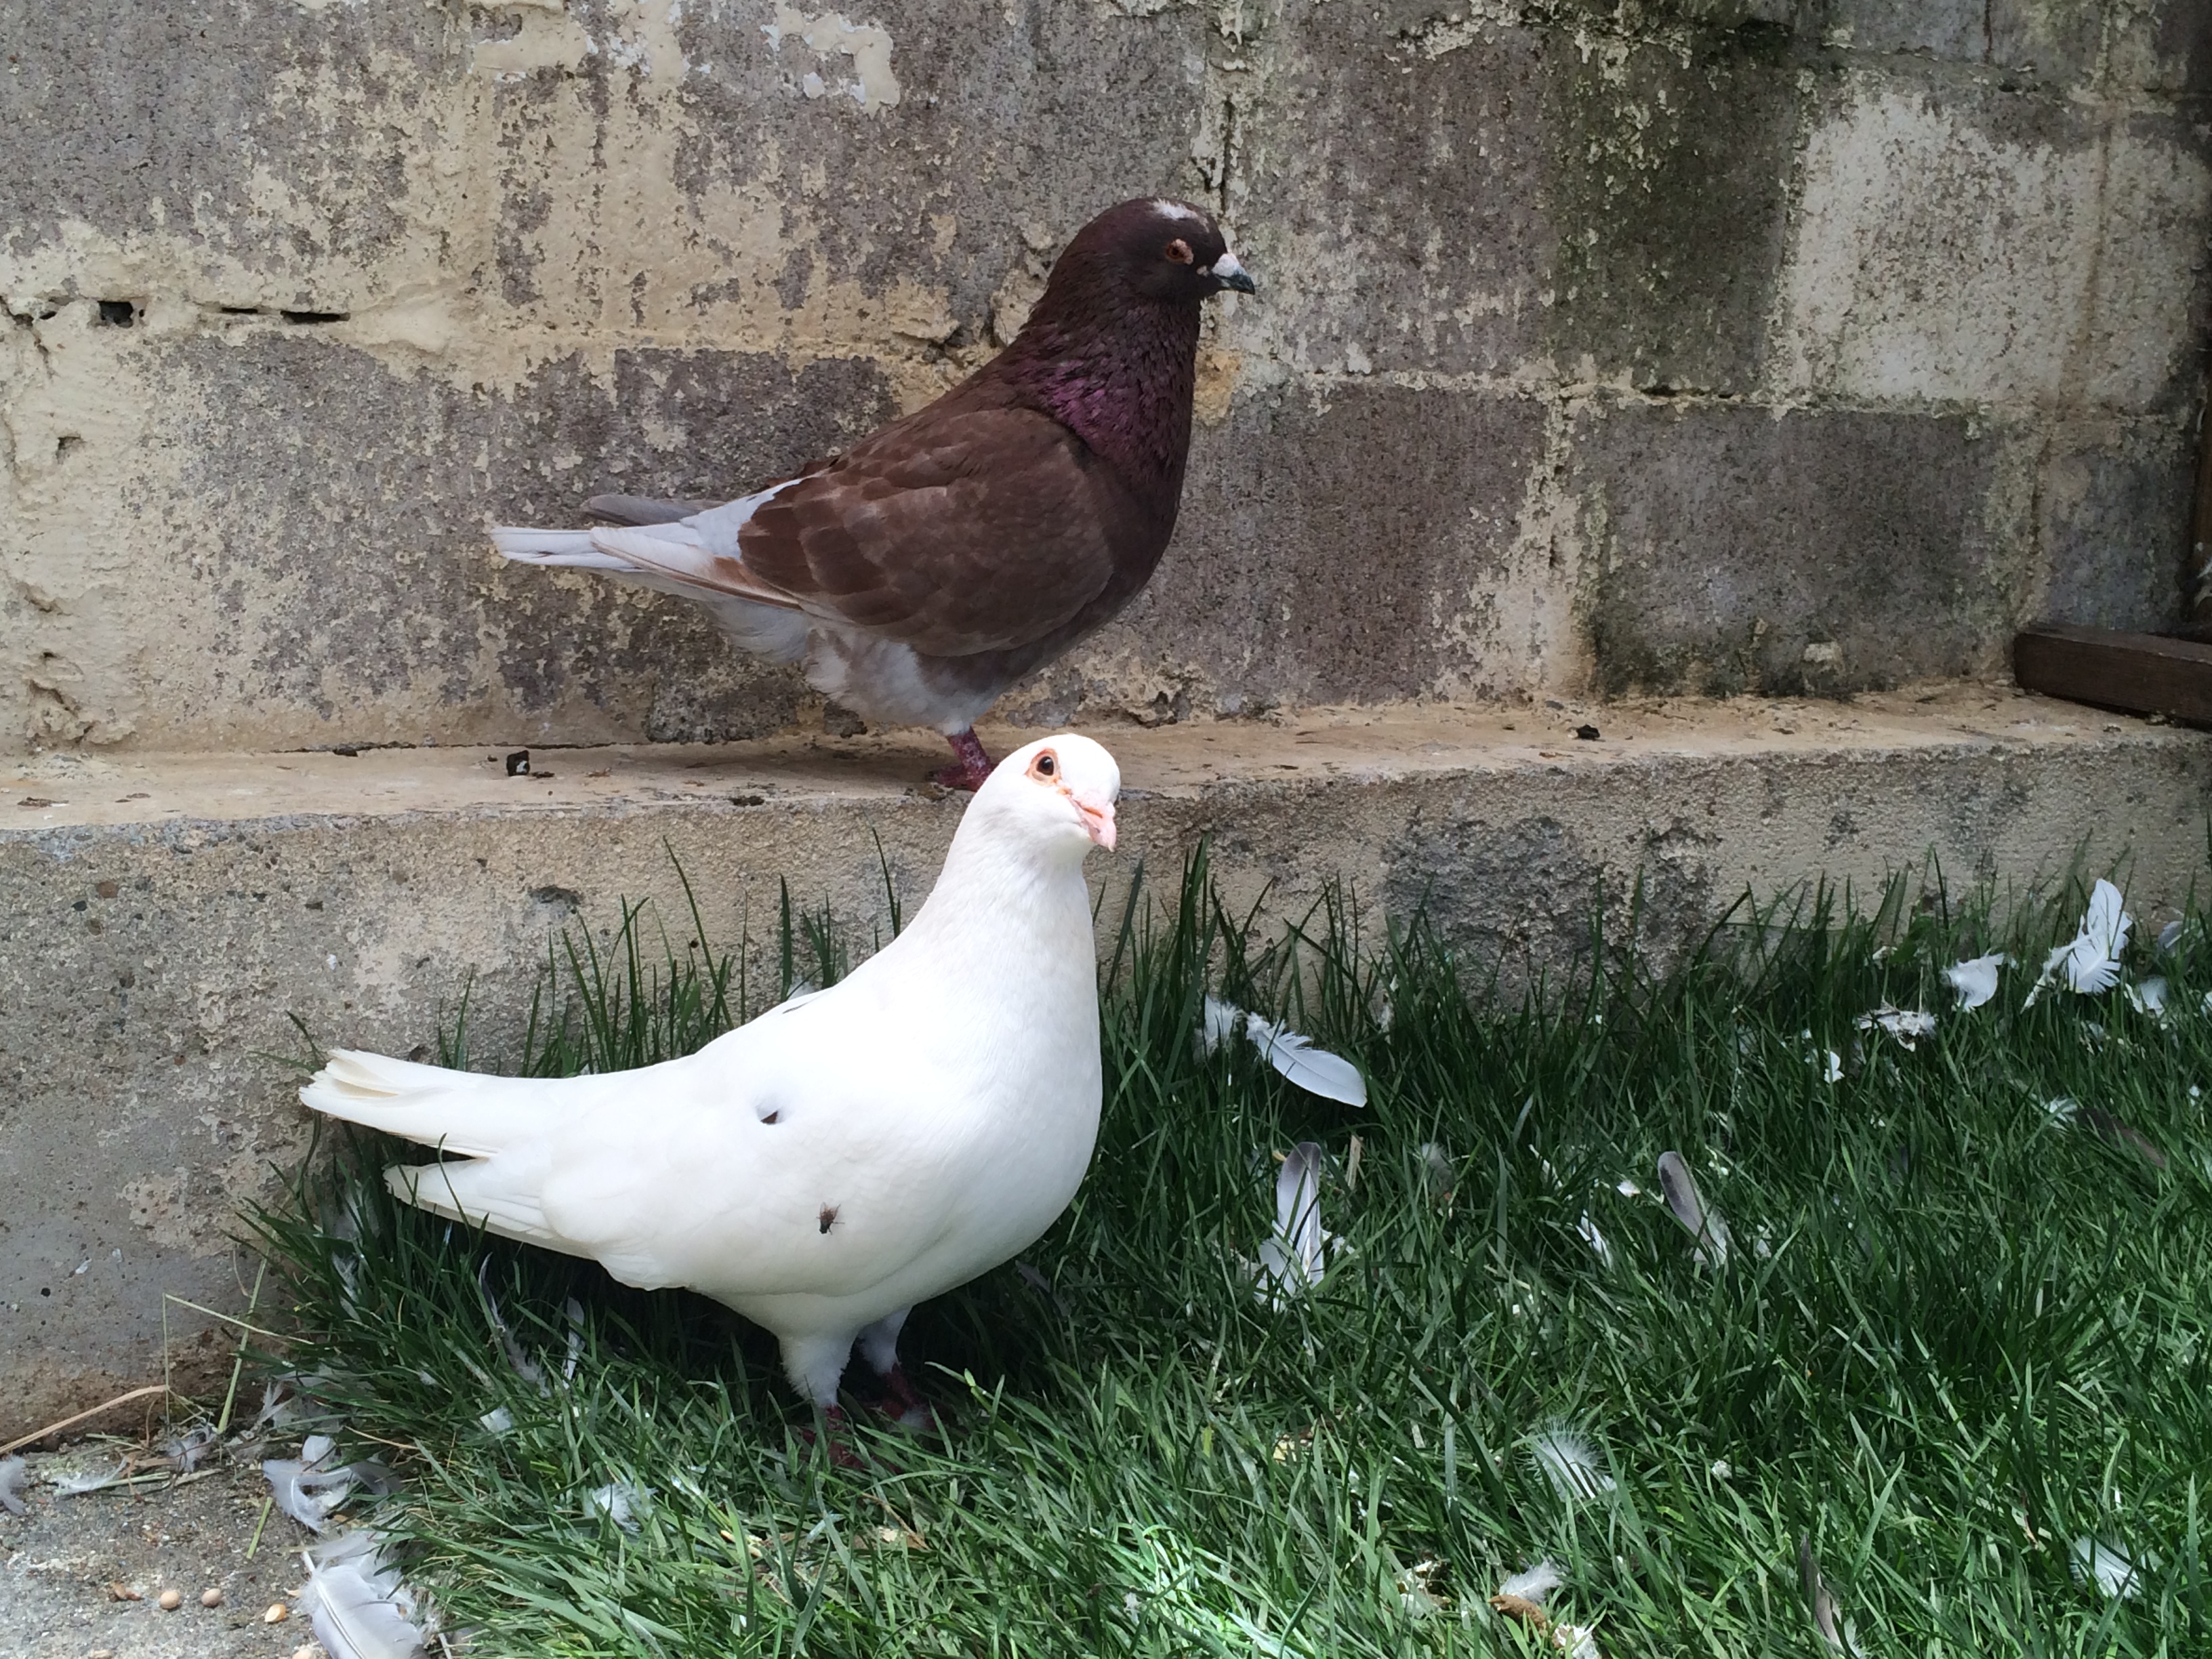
[968,733,1120,859]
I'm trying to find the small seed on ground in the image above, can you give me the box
[265,1601,289,1622]
[201,1586,223,1607]
[157,1589,183,1610]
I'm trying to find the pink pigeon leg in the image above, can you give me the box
[931,729,994,792]
[875,1364,939,1431]
[800,1404,865,1469]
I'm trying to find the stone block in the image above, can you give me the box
[1007,382,1550,718]
[1540,26,1804,392]
[2037,418,2196,632]
[1230,11,1552,377]
[1771,70,2212,411]
[1572,402,2014,696]
[1824,0,2103,83]
[2,329,897,752]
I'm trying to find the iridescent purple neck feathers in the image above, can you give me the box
[994,298,1200,517]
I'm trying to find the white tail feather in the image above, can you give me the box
[489,527,628,567]
[302,1050,550,1160]
[385,1159,556,1246]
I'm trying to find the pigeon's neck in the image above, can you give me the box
[901,832,1099,1003]
[998,301,1200,510]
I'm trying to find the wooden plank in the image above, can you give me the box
[2013,623,2212,726]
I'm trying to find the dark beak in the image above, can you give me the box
[1209,250,1257,295]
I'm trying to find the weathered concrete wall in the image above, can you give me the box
[4,689,2210,1440]
[2,1,2205,754]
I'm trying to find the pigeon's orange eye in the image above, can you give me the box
[1029,750,1059,781]
[1164,239,1193,264]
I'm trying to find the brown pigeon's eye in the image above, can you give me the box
[1029,750,1059,781]
[1164,239,1193,264]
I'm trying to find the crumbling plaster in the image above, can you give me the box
[1,0,2207,753]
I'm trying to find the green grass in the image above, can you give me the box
[252,853,2212,1657]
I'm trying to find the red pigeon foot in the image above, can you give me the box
[800,1404,865,1470]
[492,199,1256,750]
[874,1364,939,1431]
[932,730,994,792]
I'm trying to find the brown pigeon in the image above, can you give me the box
[493,199,1255,789]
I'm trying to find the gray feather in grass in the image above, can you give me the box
[1798,1535,1851,1652]
[49,1457,130,1496]
[262,1435,357,1534]
[0,1456,26,1516]
[296,1531,427,1659]
[478,1258,549,1395]
[1250,1141,1339,1307]
[562,1296,586,1382]
[1656,1151,1731,1268]
[1200,997,1367,1105]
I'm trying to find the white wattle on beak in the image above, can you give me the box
[1208,248,1257,294]
[1076,794,1116,851]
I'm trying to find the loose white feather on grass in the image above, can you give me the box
[586,1481,651,1534]
[1942,952,2009,1009]
[1575,1212,1614,1267]
[296,1532,426,1659]
[1200,997,1366,1105]
[2026,880,2131,1006]
[2070,1536,2147,1599]
[2125,976,2169,1019]
[1853,1005,1937,1048]
[1496,1560,1565,1605]
[0,1456,26,1517]
[1526,1426,1615,1504]
[1656,1151,1731,1268]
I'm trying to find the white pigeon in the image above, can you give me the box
[301,734,1120,1434]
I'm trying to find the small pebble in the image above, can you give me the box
[157,1589,183,1611]
[265,1601,289,1622]
[201,1586,223,1607]
[294,1646,321,1659]
[89,1650,116,1658]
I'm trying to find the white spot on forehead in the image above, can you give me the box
[1150,199,1207,225]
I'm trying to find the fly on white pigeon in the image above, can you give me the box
[2024,879,2131,1006]
[301,735,1122,1449]
[1200,997,1367,1105]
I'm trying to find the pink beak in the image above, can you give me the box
[1075,794,1117,851]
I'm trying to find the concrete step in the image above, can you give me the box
[3,684,2208,1442]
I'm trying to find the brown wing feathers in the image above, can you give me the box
[737,406,1120,657]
